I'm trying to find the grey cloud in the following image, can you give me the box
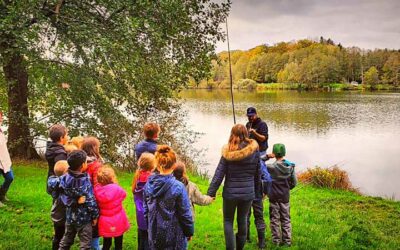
[216,0,400,51]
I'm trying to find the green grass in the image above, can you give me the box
[1,162,400,249]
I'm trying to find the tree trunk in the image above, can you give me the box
[2,51,40,159]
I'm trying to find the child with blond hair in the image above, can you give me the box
[173,161,214,220]
[133,152,155,250]
[70,136,84,149]
[144,145,193,250]
[95,166,130,250]
[47,160,69,250]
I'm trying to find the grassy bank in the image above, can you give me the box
[1,162,399,249]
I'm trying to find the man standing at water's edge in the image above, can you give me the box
[246,107,268,154]
[245,107,269,249]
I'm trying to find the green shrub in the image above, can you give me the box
[236,78,257,90]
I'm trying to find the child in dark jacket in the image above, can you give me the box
[47,160,69,250]
[266,143,297,246]
[135,122,160,160]
[45,124,68,178]
[144,145,194,250]
[59,150,99,250]
[133,152,155,250]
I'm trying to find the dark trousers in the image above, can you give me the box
[0,167,14,193]
[103,235,123,250]
[269,201,292,245]
[247,198,266,231]
[52,222,66,250]
[223,199,252,250]
[137,229,149,250]
[59,223,92,250]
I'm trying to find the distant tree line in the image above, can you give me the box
[197,38,399,88]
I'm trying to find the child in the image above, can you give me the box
[64,144,78,155]
[135,122,160,160]
[132,152,155,250]
[64,136,83,154]
[266,143,297,246]
[82,136,103,186]
[0,111,14,207]
[173,161,213,220]
[81,136,103,250]
[144,145,193,250]
[70,136,84,149]
[45,124,68,178]
[47,160,69,250]
[59,150,99,249]
[95,166,130,250]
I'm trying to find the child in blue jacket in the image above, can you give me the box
[135,122,160,160]
[144,145,193,250]
[59,150,99,249]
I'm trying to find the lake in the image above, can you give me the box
[180,89,400,200]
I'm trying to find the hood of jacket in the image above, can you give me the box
[221,139,258,161]
[95,183,126,203]
[144,173,176,198]
[45,141,66,160]
[269,159,295,178]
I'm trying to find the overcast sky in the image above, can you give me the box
[215,0,400,52]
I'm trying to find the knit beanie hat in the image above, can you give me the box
[272,143,286,158]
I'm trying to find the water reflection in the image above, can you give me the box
[180,90,400,200]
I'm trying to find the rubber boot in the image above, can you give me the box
[0,187,6,202]
[236,234,246,250]
[257,229,266,249]
[246,224,251,242]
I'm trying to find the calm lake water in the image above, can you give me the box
[180,89,400,200]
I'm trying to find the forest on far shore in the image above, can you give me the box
[190,37,400,89]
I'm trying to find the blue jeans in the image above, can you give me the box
[91,237,100,250]
[1,167,14,192]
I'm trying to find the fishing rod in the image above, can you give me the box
[226,17,236,125]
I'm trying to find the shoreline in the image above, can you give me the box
[186,82,400,91]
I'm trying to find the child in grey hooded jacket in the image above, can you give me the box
[266,143,297,246]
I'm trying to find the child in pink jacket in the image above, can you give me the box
[95,166,130,250]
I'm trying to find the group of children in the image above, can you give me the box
[46,125,129,250]
[45,121,296,250]
[46,122,215,250]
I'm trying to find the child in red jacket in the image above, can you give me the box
[82,136,103,249]
[95,166,130,250]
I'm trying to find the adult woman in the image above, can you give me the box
[0,111,14,207]
[207,124,261,250]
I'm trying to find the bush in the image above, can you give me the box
[298,166,357,192]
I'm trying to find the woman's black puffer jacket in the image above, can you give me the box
[207,139,261,201]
